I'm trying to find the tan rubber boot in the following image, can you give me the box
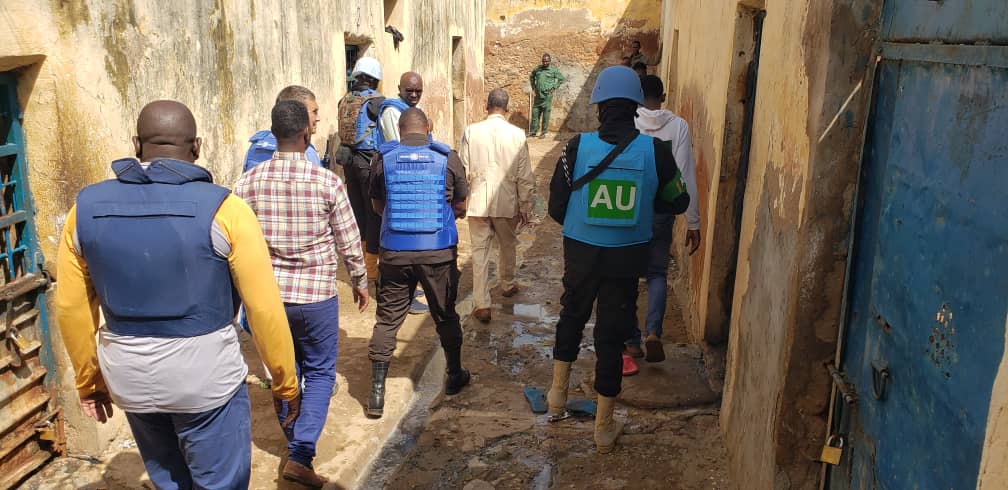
[547,360,572,414]
[594,395,624,454]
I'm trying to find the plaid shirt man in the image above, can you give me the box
[234,151,366,304]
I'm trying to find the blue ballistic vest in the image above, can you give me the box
[353,89,381,151]
[379,141,458,251]
[75,158,239,338]
[562,132,658,247]
[374,98,411,146]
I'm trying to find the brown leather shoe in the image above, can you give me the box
[501,285,520,297]
[282,460,327,488]
[473,308,492,323]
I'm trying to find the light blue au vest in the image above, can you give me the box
[75,158,239,337]
[352,88,381,151]
[562,132,658,247]
[379,140,459,251]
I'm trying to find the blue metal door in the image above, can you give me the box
[0,73,61,489]
[829,2,1008,489]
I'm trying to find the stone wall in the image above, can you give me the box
[484,0,660,133]
[0,0,484,456]
[658,0,881,487]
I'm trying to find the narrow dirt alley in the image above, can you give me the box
[365,136,731,490]
[22,135,730,490]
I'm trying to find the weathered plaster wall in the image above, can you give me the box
[979,314,1008,489]
[660,0,880,487]
[485,0,660,133]
[0,0,483,456]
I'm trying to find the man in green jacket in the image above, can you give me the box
[529,53,566,138]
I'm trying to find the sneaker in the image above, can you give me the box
[624,344,644,359]
[621,354,639,376]
[644,334,666,363]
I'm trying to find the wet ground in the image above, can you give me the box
[23,135,730,489]
[366,135,730,489]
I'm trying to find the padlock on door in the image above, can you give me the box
[819,435,844,465]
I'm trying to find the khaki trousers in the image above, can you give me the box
[468,216,518,309]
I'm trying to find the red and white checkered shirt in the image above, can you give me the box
[234,151,367,304]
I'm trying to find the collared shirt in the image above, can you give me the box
[530,66,566,97]
[459,114,535,218]
[234,151,367,302]
[243,130,322,172]
[630,52,658,66]
[55,181,300,413]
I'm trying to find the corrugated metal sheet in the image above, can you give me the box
[0,73,62,489]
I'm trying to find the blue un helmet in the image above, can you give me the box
[590,65,644,105]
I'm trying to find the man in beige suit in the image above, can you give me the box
[460,89,536,323]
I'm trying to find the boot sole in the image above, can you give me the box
[596,444,615,454]
[366,408,384,418]
[282,473,326,489]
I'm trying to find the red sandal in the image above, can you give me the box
[622,354,639,376]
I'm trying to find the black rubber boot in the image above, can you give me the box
[367,360,389,418]
[444,345,470,395]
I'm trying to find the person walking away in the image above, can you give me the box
[545,67,690,454]
[529,53,566,139]
[244,85,323,172]
[624,75,702,363]
[234,101,369,488]
[367,108,471,417]
[334,57,385,281]
[55,100,301,489]
[459,89,536,323]
[375,71,430,314]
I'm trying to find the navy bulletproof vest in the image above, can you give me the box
[75,158,238,338]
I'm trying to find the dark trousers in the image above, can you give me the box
[125,387,251,490]
[343,150,381,253]
[553,237,648,397]
[369,260,463,364]
[276,297,339,467]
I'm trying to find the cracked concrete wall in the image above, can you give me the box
[660,0,880,487]
[485,0,660,133]
[0,0,483,456]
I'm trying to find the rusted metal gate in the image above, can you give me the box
[828,1,1008,488]
[0,72,63,488]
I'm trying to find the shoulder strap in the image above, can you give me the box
[570,132,639,191]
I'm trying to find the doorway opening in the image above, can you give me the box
[451,36,466,147]
[704,5,765,344]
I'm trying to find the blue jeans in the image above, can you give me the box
[276,296,339,467]
[627,213,675,346]
[125,386,251,490]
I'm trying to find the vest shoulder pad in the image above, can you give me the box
[428,141,452,156]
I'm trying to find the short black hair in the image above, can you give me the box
[641,75,664,99]
[487,88,509,110]
[632,62,647,71]
[271,100,309,139]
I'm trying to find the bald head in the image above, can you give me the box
[398,107,430,136]
[398,72,424,107]
[133,100,201,162]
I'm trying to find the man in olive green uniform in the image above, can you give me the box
[529,53,566,138]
